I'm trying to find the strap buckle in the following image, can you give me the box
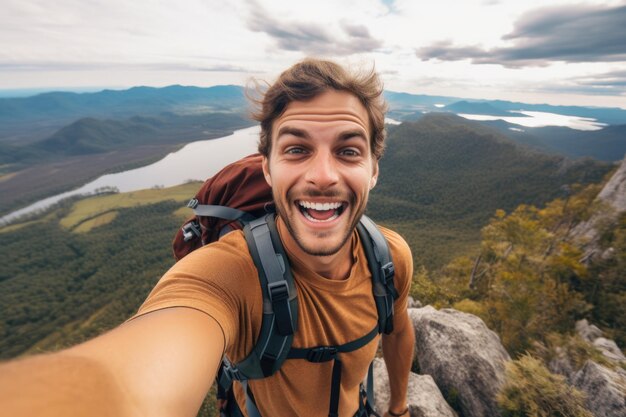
[307,346,338,363]
[187,198,199,209]
[181,221,201,242]
[381,262,395,281]
[222,361,243,382]
[381,262,399,300]
[267,280,289,302]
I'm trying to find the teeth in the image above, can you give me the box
[299,201,342,211]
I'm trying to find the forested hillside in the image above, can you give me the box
[370,113,611,268]
[415,179,625,353]
[0,200,181,358]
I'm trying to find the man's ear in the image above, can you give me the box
[370,160,379,190]
[262,156,272,187]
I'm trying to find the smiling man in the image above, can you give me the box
[0,59,414,417]
[266,90,376,263]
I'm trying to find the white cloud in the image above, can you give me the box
[0,0,624,108]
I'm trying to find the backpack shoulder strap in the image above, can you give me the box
[356,215,399,334]
[219,213,298,386]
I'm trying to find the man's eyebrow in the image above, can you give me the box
[276,126,368,142]
[338,129,368,141]
[276,126,311,141]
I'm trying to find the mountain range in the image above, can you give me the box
[0,85,248,144]
[3,85,626,142]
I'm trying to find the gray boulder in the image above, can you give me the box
[576,319,603,342]
[551,320,625,385]
[595,154,626,212]
[593,337,626,362]
[573,361,626,417]
[372,358,457,417]
[409,306,510,417]
[575,319,625,364]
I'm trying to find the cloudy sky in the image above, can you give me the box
[2,0,625,108]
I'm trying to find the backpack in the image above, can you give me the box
[173,153,399,417]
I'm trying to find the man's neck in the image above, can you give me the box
[275,216,354,280]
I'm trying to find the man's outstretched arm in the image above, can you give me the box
[381,308,415,417]
[0,307,225,417]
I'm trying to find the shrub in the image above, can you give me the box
[497,354,592,417]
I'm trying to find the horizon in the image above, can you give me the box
[1,83,625,111]
[1,0,625,109]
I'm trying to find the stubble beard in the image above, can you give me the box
[275,188,367,257]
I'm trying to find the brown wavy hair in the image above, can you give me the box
[251,58,388,160]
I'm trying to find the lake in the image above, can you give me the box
[1,126,261,224]
[458,110,606,131]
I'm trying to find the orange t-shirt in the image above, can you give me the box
[132,222,412,417]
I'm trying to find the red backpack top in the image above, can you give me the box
[172,153,273,260]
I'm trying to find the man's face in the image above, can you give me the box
[262,90,379,257]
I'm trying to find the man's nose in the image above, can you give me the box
[305,151,339,189]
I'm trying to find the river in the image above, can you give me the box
[1,126,261,224]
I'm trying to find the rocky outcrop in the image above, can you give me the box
[372,358,457,417]
[576,319,626,363]
[408,306,510,417]
[596,154,626,211]
[547,319,626,415]
[576,319,604,342]
[593,337,626,362]
[570,156,626,262]
[573,361,626,417]
[575,320,626,417]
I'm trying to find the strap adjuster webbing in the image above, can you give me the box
[381,261,394,280]
[381,262,399,299]
[267,280,289,302]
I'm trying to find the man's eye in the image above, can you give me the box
[340,148,360,157]
[286,147,307,155]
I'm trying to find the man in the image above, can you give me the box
[0,58,414,417]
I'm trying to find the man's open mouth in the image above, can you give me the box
[297,200,347,223]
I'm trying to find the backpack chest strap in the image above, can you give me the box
[286,325,379,362]
[286,325,379,417]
